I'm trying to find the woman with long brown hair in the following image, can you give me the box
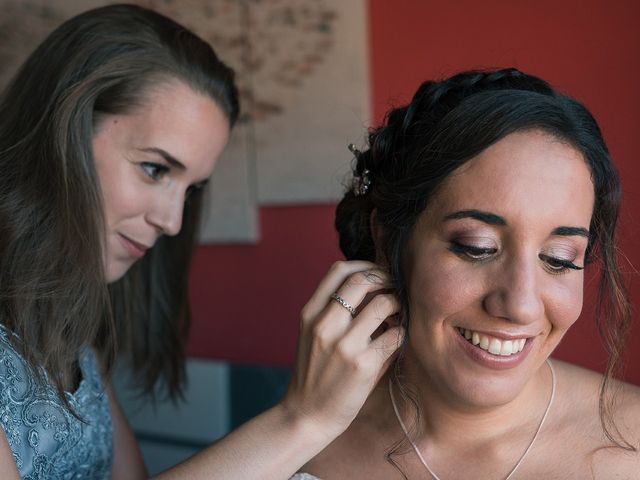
[294,68,640,479]
[0,4,403,478]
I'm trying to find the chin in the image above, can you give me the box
[448,369,531,408]
[105,260,134,284]
[406,342,542,409]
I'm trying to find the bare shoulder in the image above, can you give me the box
[553,359,640,425]
[301,416,399,480]
[300,385,403,480]
[608,374,640,449]
[554,359,640,424]
[551,359,640,476]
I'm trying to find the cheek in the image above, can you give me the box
[545,277,584,332]
[93,134,140,225]
[95,161,141,225]
[407,252,482,328]
[100,175,134,224]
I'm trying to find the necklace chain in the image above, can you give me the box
[389,359,556,480]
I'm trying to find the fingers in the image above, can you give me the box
[301,261,385,324]
[368,326,405,383]
[309,271,391,350]
[326,268,389,321]
[330,294,403,381]
[286,260,406,434]
[345,293,400,345]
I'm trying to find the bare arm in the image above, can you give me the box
[0,428,19,480]
[147,261,402,479]
[153,403,331,480]
[108,383,149,480]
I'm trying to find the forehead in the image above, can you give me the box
[96,79,230,179]
[424,130,595,231]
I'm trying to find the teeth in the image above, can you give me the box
[500,340,513,356]
[459,328,526,356]
[488,338,501,355]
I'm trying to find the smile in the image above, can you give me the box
[119,234,150,258]
[458,327,527,356]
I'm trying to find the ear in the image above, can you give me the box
[369,208,387,265]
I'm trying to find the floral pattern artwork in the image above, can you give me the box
[0,0,337,123]
[142,0,337,123]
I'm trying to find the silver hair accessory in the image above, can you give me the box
[330,292,356,316]
[348,143,371,196]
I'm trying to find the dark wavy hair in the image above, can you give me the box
[0,4,239,406]
[335,68,633,465]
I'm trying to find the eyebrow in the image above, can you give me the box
[551,226,590,238]
[138,147,210,188]
[444,209,507,226]
[443,209,590,238]
[139,147,186,170]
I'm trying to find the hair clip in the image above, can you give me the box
[348,143,370,196]
[353,168,371,196]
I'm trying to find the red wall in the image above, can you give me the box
[188,0,640,385]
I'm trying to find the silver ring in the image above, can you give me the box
[330,292,356,316]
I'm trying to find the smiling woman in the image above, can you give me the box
[294,69,640,479]
[93,80,230,282]
[403,131,593,407]
[0,4,406,479]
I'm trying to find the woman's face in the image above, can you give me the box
[403,129,594,407]
[92,80,230,283]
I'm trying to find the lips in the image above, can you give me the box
[454,325,535,369]
[118,234,151,258]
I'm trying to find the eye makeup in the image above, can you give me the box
[447,231,499,262]
[538,254,584,274]
[538,243,585,274]
[449,242,498,261]
[140,161,169,181]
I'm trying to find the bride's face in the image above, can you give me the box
[403,129,594,407]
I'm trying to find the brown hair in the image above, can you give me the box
[335,68,634,472]
[0,4,239,404]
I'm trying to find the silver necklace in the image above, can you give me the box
[389,359,556,480]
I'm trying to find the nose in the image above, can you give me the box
[483,255,545,325]
[145,188,185,237]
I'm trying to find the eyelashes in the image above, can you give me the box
[538,253,584,273]
[140,162,205,201]
[140,161,169,181]
[449,241,584,274]
[449,242,496,260]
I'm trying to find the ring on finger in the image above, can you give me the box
[330,292,356,316]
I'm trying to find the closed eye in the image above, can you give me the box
[449,242,498,261]
[539,254,584,274]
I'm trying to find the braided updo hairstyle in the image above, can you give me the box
[336,68,632,451]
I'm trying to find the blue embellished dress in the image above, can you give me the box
[0,326,113,479]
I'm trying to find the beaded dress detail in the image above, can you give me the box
[0,325,112,479]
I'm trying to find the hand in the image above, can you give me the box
[281,260,404,439]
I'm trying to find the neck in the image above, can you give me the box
[391,359,554,449]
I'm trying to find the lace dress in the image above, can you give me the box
[0,326,113,479]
